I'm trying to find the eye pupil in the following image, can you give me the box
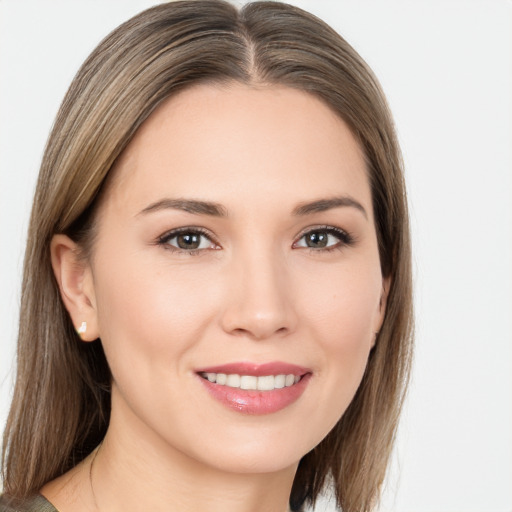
[306,231,328,248]
[177,233,200,249]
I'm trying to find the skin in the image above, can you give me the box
[46,83,388,512]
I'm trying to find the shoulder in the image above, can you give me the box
[0,495,59,512]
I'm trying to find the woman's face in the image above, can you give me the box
[86,83,386,473]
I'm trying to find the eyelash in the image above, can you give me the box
[293,225,355,253]
[157,227,219,256]
[157,225,355,255]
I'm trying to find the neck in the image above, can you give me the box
[89,399,296,512]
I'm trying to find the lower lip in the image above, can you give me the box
[198,374,311,415]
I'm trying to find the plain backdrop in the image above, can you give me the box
[1,1,511,511]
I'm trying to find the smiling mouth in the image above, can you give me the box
[199,372,302,391]
[196,362,311,414]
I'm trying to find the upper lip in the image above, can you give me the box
[195,361,311,377]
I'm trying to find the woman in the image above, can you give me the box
[1,1,413,511]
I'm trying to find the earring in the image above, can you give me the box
[77,321,87,335]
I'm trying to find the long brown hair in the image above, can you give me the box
[2,2,413,511]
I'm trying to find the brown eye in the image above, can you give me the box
[304,231,329,248]
[294,227,353,251]
[159,229,217,252]
[176,233,201,249]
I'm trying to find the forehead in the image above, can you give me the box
[105,83,371,218]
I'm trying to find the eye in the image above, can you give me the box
[293,226,353,250]
[158,228,218,253]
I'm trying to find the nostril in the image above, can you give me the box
[229,325,289,341]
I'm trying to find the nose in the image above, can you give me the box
[219,248,298,341]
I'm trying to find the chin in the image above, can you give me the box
[168,412,337,477]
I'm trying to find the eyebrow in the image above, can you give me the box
[292,196,368,219]
[138,195,367,219]
[138,198,228,217]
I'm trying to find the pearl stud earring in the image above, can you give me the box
[77,321,87,335]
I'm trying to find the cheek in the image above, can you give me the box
[91,252,222,379]
[294,260,382,434]
[90,254,228,450]
[298,257,382,349]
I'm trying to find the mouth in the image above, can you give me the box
[195,362,311,415]
[199,372,302,391]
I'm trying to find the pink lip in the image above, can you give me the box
[195,361,310,376]
[195,361,312,415]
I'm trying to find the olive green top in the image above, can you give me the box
[0,495,58,512]
[0,494,295,511]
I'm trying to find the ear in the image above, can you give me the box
[372,276,391,347]
[50,234,99,342]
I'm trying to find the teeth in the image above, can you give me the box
[257,375,275,391]
[285,374,295,386]
[240,375,257,390]
[226,374,241,388]
[201,372,301,391]
[274,374,285,389]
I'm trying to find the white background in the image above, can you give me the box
[1,1,511,511]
